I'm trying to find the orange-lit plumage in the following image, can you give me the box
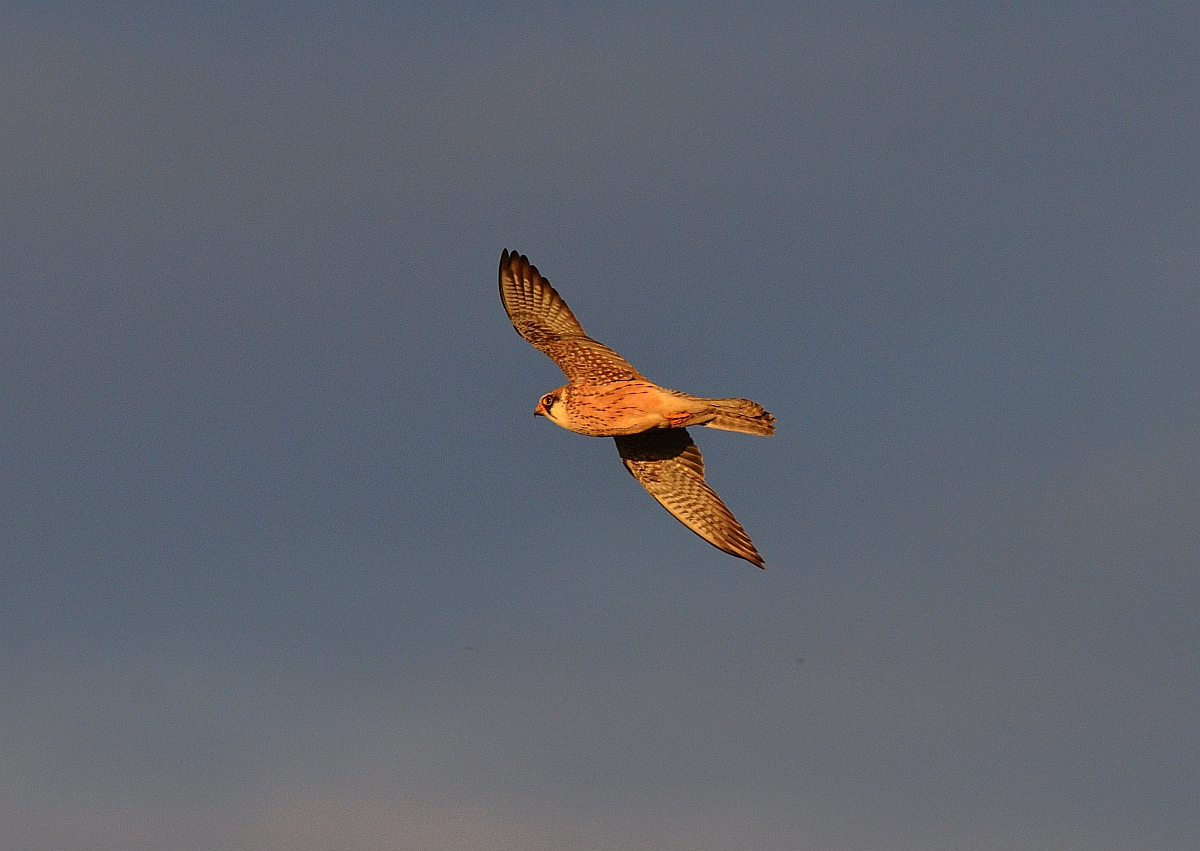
[499,250,774,569]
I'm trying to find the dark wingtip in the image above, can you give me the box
[500,249,535,282]
[738,540,766,569]
[500,248,526,269]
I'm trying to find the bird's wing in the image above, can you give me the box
[614,429,765,568]
[499,250,643,384]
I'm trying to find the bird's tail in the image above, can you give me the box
[699,398,776,436]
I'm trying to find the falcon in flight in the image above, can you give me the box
[498,249,775,568]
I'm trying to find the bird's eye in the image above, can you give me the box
[541,394,556,408]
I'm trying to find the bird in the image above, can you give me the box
[498,249,775,568]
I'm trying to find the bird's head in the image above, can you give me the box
[534,388,569,428]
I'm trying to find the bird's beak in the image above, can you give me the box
[534,401,546,417]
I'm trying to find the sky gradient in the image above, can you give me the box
[2,4,1198,849]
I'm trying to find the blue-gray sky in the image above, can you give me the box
[2,3,1197,849]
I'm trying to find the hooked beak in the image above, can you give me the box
[534,401,546,417]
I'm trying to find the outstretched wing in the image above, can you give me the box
[614,429,765,568]
[499,250,643,385]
